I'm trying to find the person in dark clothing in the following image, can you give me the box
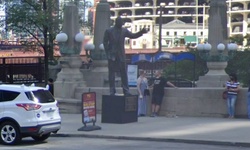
[103,16,148,96]
[48,78,54,96]
[150,71,177,117]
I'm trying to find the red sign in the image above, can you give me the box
[82,92,96,124]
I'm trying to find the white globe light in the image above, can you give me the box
[160,2,166,6]
[217,43,225,51]
[204,43,212,51]
[197,44,204,51]
[99,44,104,50]
[75,33,85,42]
[84,43,95,50]
[56,33,68,42]
[228,43,238,51]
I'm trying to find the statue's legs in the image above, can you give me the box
[108,59,131,95]
[108,60,116,95]
[119,61,130,95]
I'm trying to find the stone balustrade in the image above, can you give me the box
[58,87,249,118]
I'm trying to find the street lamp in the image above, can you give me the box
[84,43,95,58]
[83,43,104,60]
[56,32,85,55]
[55,32,68,43]
[158,2,165,52]
[197,43,237,62]
[99,43,104,50]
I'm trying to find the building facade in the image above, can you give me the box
[91,0,250,49]
[228,0,250,37]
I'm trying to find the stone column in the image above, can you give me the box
[82,0,110,87]
[92,0,110,60]
[54,3,85,98]
[197,0,229,87]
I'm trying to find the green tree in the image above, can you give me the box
[163,51,207,82]
[5,0,61,84]
[229,34,244,45]
[226,50,250,87]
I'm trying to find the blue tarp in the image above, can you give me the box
[131,52,195,64]
[173,52,195,62]
[153,52,174,62]
[131,54,152,64]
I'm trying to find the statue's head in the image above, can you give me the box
[115,16,123,28]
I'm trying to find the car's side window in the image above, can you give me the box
[1,90,20,102]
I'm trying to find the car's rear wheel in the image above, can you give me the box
[31,133,51,142]
[0,121,21,145]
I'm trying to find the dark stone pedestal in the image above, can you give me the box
[102,95,138,124]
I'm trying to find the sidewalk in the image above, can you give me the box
[54,114,250,147]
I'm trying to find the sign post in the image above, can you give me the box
[78,92,101,131]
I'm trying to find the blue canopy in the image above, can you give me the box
[153,52,174,62]
[173,52,195,62]
[131,52,195,64]
[131,54,152,64]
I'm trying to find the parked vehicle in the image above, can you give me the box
[0,84,61,145]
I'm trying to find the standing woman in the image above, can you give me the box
[225,73,240,118]
[137,70,148,117]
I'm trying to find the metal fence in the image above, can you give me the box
[0,57,45,84]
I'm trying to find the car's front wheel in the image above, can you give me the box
[31,133,51,142]
[0,121,21,145]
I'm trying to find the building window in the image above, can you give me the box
[125,39,130,45]
[147,25,150,31]
[193,32,196,35]
[174,32,177,36]
[135,25,137,32]
[166,31,169,35]
[200,32,203,36]
[133,41,136,45]
[184,31,186,35]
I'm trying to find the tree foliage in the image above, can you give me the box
[5,0,61,83]
[162,50,250,87]
[163,50,207,82]
[226,50,250,87]
[229,34,244,45]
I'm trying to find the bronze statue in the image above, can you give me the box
[103,17,148,95]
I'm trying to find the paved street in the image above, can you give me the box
[0,137,249,150]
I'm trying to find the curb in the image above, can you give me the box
[51,133,250,148]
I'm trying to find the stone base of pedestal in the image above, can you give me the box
[197,74,228,87]
[81,60,109,87]
[54,80,86,98]
[57,98,82,114]
[197,62,229,87]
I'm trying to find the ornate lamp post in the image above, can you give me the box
[84,43,95,58]
[196,0,236,87]
[197,43,237,62]
[54,2,86,99]
[79,0,110,87]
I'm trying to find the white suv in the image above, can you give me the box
[0,84,61,145]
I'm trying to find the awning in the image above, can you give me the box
[173,52,195,62]
[153,52,174,62]
[131,54,152,64]
[184,36,197,44]
[132,52,195,64]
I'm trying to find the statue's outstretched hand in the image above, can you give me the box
[141,28,148,34]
